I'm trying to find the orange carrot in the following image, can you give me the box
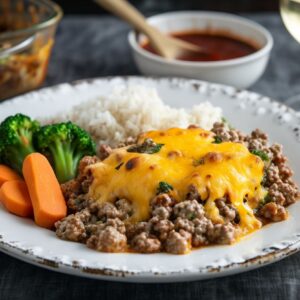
[0,180,33,217]
[22,153,67,229]
[0,165,21,187]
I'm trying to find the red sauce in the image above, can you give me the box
[142,30,259,62]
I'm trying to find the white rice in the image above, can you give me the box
[52,85,222,147]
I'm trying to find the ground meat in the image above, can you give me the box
[86,218,126,236]
[78,156,100,178]
[130,232,161,253]
[99,144,112,160]
[151,206,170,219]
[151,218,174,241]
[60,179,81,201]
[207,223,236,244]
[269,181,299,206]
[77,156,100,192]
[245,129,269,152]
[186,184,200,200]
[192,218,213,247]
[215,198,237,222]
[265,164,280,187]
[173,200,205,220]
[115,198,133,220]
[117,136,136,148]
[55,126,299,254]
[55,209,91,242]
[259,202,288,222]
[269,144,287,165]
[88,201,121,220]
[150,193,175,209]
[211,122,245,143]
[87,226,127,252]
[174,217,194,233]
[268,144,294,183]
[165,230,191,254]
[67,194,88,213]
[125,222,152,240]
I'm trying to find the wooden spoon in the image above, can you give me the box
[95,0,204,60]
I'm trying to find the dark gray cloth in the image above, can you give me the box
[1,13,300,300]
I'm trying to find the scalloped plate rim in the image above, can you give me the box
[0,76,299,283]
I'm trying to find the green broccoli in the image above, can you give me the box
[34,122,96,183]
[0,114,40,174]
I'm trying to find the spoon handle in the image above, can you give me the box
[95,0,171,57]
[95,0,158,36]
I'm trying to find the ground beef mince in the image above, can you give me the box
[60,179,81,201]
[207,223,236,245]
[192,218,213,246]
[259,202,288,222]
[87,226,127,252]
[186,184,200,201]
[151,218,174,241]
[55,124,299,254]
[150,193,175,209]
[268,181,299,206]
[67,195,88,213]
[215,198,237,222]
[55,209,91,242]
[130,232,161,253]
[174,217,195,233]
[95,202,122,220]
[117,136,137,148]
[125,222,151,240]
[245,129,269,152]
[99,144,113,160]
[152,206,171,219]
[211,122,245,143]
[165,230,192,254]
[173,200,205,220]
[115,199,134,220]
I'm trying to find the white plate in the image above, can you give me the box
[0,77,300,283]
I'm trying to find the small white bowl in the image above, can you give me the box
[128,11,273,89]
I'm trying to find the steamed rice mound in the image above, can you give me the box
[53,85,222,147]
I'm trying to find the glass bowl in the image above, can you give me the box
[0,0,63,101]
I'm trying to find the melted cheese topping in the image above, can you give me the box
[89,128,266,236]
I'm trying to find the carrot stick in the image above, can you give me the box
[0,165,21,187]
[22,153,67,229]
[0,180,33,217]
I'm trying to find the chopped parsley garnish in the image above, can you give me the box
[256,193,272,211]
[261,170,267,186]
[127,138,164,154]
[115,162,124,170]
[157,181,174,194]
[212,136,222,144]
[251,149,269,162]
[221,117,234,130]
[221,117,227,123]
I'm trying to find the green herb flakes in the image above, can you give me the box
[157,181,174,194]
[251,149,269,162]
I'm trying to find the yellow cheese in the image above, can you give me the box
[88,127,266,236]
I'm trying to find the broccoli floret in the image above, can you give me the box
[0,114,40,174]
[34,122,96,183]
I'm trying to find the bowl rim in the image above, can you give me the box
[128,11,274,68]
[0,0,63,42]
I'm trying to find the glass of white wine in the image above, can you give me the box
[280,0,300,109]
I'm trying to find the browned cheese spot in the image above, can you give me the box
[125,157,140,171]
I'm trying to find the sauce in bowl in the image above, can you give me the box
[141,30,259,62]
